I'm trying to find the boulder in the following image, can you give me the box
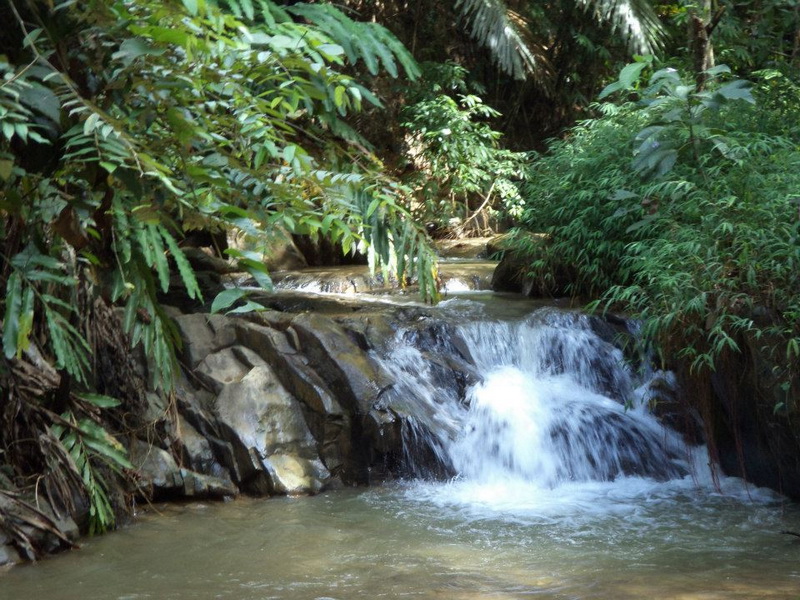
[179,469,239,498]
[264,455,329,495]
[234,321,351,477]
[434,237,496,259]
[177,414,232,482]
[195,346,263,394]
[490,251,530,294]
[174,313,237,369]
[0,540,21,568]
[130,440,238,499]
[228,226,307,272]
[289,313,394,415]
[181,246,236,274]
[130,441,184,495]
[214,365,330,494]
[292,234,366,267]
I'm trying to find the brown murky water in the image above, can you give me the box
[3,482,799,600]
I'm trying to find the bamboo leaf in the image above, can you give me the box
[78,393,122,408]
[160,227,203,301]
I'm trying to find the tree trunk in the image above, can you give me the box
[689,0,725,90]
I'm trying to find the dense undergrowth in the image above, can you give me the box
[508,62,800,410]
[0,0,440,554]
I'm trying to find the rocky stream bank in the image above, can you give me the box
[3,243,799,567]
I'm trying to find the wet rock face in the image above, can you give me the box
[132,305,463,500]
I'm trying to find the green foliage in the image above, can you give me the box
[601,58,755,179]
[454,0,664,81]
[1,0,438,382]
[284,2,420,80]
[511,63,800,401]
[50,398,133,535]
[685,0,800,74]
[401,63,529,233]
[0,0,439,542]
[455,0,547,81]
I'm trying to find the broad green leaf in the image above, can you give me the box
[210,288,247,313]
[83,113,100,136]
[1,122,14,141]
[226,300,268,314]
[131,25,191,47]
[715,80,755,103]
[22,28,43,48]
[333,85,346,109]
[243,266,273,291]
[704,65,731,77]
[599,61,648,99]
[318,43,344,59]
[18,84,61,123]
[112,38,167,66]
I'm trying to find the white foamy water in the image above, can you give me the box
[377,306,780,518]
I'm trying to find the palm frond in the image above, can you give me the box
[576,0,665,55]
[455,0,551,81]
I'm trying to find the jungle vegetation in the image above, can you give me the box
[1,0,798,558]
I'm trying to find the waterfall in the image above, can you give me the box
[377,307,689,487]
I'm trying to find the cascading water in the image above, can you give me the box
[377,306,690,490]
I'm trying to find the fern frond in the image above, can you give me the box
[148,224,170,293]
[44,305,92,383]
[159,227,203,301]
[286,3,420,79]
[455,0,551,81]
[51,410,131,535]
[576,0,665,55]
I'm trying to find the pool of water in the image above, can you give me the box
[4,477,800,600]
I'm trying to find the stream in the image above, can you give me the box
[3,483,799,599]
[3,277,800,599]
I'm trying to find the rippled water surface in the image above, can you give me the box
[4,480,800,600]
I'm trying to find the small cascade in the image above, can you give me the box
[377,307,689,487]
